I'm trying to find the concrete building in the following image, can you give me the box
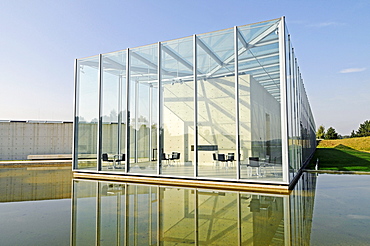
[73,17,316,190]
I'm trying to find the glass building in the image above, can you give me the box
[73,17,316,188]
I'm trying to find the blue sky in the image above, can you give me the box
[0,0,369,135]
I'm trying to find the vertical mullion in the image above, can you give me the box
[237,193,242,246]
[234,27,240,180]
[134,186,138,245]
[96,182,101,245]
[98,54,103,172]
[193,35,198,177]
[299,71,302,164]
[124,184,128,246]
[72,59,78,170]
[157,42,162,175]
[125,49,130,173]
[284,196,291,246]
[278,17,289,184]
[135,80,139,163]
[149,187,153,245]
[293,55,297,169]
[116,190,121,245]
[286,36,290,170]
[194,190,199,244]
[70,181,77,245]
[296,65,299,165]
[118,76,122,156]
[157,186,161,245]
[149,85,153,162]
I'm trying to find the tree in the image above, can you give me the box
[325,127,339,139]
[316,125,325,139]
[356,120,370,137]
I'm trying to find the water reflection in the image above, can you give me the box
[71,172,317,245]
[0,167,72,202]
[0,167,72,246]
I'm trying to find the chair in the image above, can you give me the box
[162,153,169,165]
[218,154,228,168]
[213,153,218,167]
[227,153,235,166]
[118,154,125,162]
[115,154,125,169]
[102,153,114,169]
[265,155,270,164]
[169,152,180,165]
[248,157,260,176]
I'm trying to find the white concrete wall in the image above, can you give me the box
[0,121,73,160]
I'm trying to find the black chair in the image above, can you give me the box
[115,154,125,169]
[248,157,260,176]
[116,154,125,162]
[249,157,259,167]
[162,153,169,165]
[102,153,114,169]
[227,153,235,166]
[169,152,180,165]
[213,153,218,166]
[218,154,228,168]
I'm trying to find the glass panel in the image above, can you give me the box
[72,180,97,245]
[196,29,237,179]
[75,56,99,170]
[286,23,316,182]
[238,19,283,181]
[161,37,194,177]
[288,34,297,181]
[129,45,158,174]
[101,51,127,171]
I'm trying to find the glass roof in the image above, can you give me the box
[78,18,282,100]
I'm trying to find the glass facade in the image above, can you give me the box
[73,17,316,186]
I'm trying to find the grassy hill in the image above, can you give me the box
[317,136,370,152]
[308,136,370,172]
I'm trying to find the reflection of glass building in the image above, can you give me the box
[71,172,317,245]
[73,17,315,188]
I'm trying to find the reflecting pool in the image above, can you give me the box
[1,167,370,245]
[0,167,72,246]
[310,174,370,246]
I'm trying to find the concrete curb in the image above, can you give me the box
[0,160,72,168]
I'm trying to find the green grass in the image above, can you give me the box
[317,136,370,152]
[307,137,370,172]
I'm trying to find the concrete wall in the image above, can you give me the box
[0,121,73,160]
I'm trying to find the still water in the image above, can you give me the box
[0,167,369,245]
